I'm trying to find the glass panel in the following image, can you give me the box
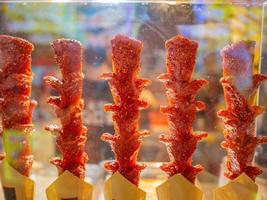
[0,1,265,200]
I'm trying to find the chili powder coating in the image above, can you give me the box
[158,35,208,183]
[0,35,36,176]
[218,41,267,181]
[44,39,88,179]
[101,34,151,186]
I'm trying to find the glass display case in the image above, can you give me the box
[0,0,266,200]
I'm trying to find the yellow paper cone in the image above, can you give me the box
[214,173,258,200]
[156,174,203,200]
[0,159,34,200]
[46,170,93,200]
[104,172,146,200]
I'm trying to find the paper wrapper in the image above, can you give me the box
[104,172,146,200]
[156,174,203,200]
[2,129,32,178]
[214,173,258,200]
[46,170,93,200]
[0,159,34,200]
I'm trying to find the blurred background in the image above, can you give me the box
[0,0,267,199]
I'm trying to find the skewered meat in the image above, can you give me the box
[159,35,208,183]
[0,35,36,176]
[44,39,87,179]
[218,41,267,181]
[101,35,151,186]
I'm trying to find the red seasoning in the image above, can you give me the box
[101,34,151,186]
[0,35,36,176]
[159,35,208,183]
[219,41,267,181]
[44,39,87,179]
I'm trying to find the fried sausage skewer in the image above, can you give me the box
[159,35,208,183]
[218,41,267,181]
[101,35,151,186]
[44,39,87,179]
[0,35,36,176]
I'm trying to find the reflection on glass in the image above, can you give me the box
[0,1,266,199]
